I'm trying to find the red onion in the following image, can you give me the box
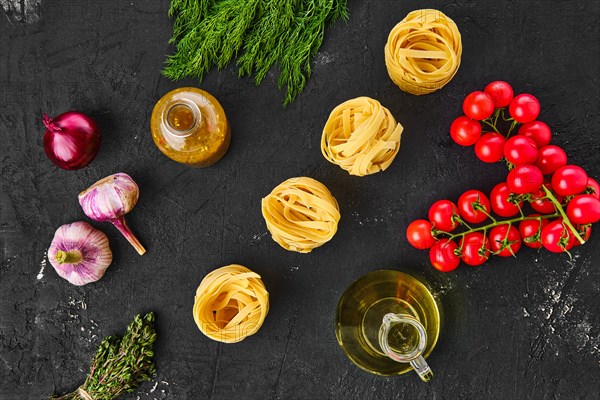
[43,111,101,170]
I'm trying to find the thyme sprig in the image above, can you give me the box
[50,312,157,400]
[164,0,349,106]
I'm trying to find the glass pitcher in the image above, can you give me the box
[336,270,440,381]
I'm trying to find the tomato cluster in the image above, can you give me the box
[408,81,600,272]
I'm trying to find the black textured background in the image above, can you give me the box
[1,1,599,399]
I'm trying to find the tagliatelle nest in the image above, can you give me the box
[193,264,269,343]
[384,9,462,95]
[261,177,340,253]
[321,97,403,176]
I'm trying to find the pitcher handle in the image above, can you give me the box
[378,313,433,382]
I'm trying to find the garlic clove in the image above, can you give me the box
[78,173,139,221]
[78,173,146,255]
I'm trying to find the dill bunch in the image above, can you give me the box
[50,312,157,400]
[163,0,349,106]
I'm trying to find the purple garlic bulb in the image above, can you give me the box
[78,172,146,255]
[48,221,113,286]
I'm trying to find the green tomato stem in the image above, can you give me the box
[541,185,585,245]
[440,213,560,241]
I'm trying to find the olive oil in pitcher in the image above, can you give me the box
[336,270,440,380]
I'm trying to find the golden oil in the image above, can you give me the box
[336,270,440,376]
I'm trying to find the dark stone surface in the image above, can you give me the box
[1,0,599,399]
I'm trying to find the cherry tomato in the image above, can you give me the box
[489,224,521,257]
[463,91,495,120]
[566,194,600,224]
[518,215,548,249]
[484,81,514,108]
[474,133,506,163]
[406,219,436,249]
[428,200,459,232]
[551,165,589,196]
[457,189,491,224]
[534,145,567,175]
[429,239,460,272]
[506,164,543,194]
[490,182,523,217]
[575,224,592,245]
[586,178,600,199]
[541,220,575,253]
[530,183,563,214]
[509,94,540,123]
[504,136,538,165]
[517,121,551,147]
[459,232,490,266]
[450,116,482,146]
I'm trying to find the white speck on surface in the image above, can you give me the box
[522,308,530,317]
[36,252,47,280]
[313,52,335,66]
[290,266,299,272]
[0,0,42,24]
[251,232,268,243]
[149,381,158,393]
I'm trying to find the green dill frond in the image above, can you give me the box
[163,0,349,106]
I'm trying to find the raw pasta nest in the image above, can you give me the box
[384,9,462,95]
[193,264,269,343]
[321,97,403,176]
[262,177,340,253]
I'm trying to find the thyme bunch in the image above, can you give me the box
[50,312,157,400]
[163,0,349,106]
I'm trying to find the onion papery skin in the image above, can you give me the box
[43,111,101,170]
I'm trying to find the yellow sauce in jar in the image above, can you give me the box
[150,87,231,167]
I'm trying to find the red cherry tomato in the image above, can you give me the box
[575,224,592,245]
[504,136,538,165]
[406,219,436,249]
[551,165,589,196]
[428,200,459,232]
[457,190,491,224]
[586,178,600,199]
[541,220,576,253]
[490,182,523,217]
[518,215,548,249]
[530,183,563,214]
[517,121,551,147]
[566,194,600,224]
[535,145,567,175]
[484,81,514,108]
[459,232,490,266]
[474,133,506,163]
[509,94,540,123]
[450,116,482,146]
[429,239,460,272]
[506,164,544,194]
[489,224,521,257]
[463,91,495,121]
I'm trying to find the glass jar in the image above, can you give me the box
[150,87,231,167]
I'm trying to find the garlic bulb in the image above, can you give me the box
[48,222,112,286]
[79,173,146,255]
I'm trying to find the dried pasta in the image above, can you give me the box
[193,264,269,343]
[321,97,403,176]
[262,177,340,253]
[385,9,462,95]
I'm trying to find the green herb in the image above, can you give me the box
[164,0,349,106]
[50,312,157,400]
